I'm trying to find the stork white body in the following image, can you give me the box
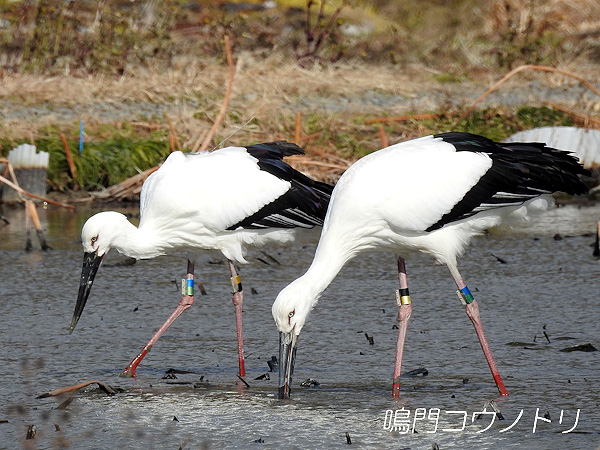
[86,148,312,262]
[273,132,588,398]
[71,141,333,378]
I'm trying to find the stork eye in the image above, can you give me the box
[91,236,98,245]
[288,310,295,324]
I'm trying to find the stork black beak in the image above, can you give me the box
[278,331,298,399]
[69,251,103,334]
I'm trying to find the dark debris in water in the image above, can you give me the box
[192,377,210,388]
[261,251,281,265]
[475,400,504,421]
[364,333,374,345]
[254,373,270,381]
[506,341,537,347]
[300,378,320,387]
[237,375,250,388]
[267,356,278,372]
[26,424,36,440]
[401,367,428,378]
[560,343,598,352]
[490,253,507,263]
[103,257,137,267]
[165,368,199,375]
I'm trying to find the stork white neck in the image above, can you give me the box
[111,220,169,260]
[82,212,170,260]
[273,232,360,334]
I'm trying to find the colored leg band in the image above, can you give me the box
[231,275,242,293]
[396,289,411,306]
[459,286,474,304]
[186,279,194,296]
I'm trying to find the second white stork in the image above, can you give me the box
[70,141,333,378]
[272,132,589,398]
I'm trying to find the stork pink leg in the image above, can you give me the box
[122,260,195,377]
[392,257,412,397]
[448,264,509,396]
[228,260,246,378]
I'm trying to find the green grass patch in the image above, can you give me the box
[1,136,170,191]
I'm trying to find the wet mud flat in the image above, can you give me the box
[0,204,598,449]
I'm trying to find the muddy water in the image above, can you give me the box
[0,203,598,449]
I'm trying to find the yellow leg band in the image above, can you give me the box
[231,275,242,293]
[396,290,411,306]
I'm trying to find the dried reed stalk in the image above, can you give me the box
[290,159,350,171]
[378,125,389,148]
[191,129,209,153]
[59,132,77,179]
[452,65,600,127]
[87,36,239,200]
[164,111,182,152]
[91,165,160,200]
[0,171,75,209]
[297,132,322,144]
[543,102,600,128]
[365,113,444,124]
[198,35,235,152]
[294,112,302,144]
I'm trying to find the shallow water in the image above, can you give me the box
[0,203,599,449]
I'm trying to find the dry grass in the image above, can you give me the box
[1,0,600,189]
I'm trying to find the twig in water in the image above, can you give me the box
[37,380,116,398]
[236,374,250,388]
[26,200,51,250]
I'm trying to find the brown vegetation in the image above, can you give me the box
[0,0,599,193]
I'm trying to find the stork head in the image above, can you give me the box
[81,211,130,257]
[272,281,317,399]
[69,211,130,334]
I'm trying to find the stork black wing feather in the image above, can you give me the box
[426,132,589,231]
[227,141,334,230]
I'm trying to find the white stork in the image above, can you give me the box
[272,132,589,398]
[70,141,333,378]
